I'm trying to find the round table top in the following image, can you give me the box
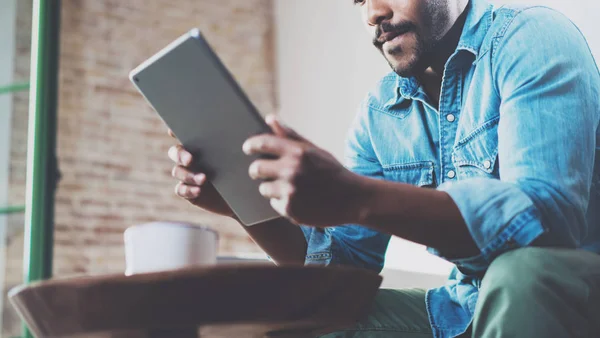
[10,264,382,337]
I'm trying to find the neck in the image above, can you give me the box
[421,2,470,78]
[414,2,470,107]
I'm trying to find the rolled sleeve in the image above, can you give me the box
[431,8,600,272]
[432,179,546,272]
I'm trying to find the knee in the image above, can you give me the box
[479,247,551,300]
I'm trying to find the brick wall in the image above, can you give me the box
[3,0,275,335]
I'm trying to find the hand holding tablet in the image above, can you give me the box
[130,29,281,226]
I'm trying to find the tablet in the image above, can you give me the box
[129,28,280,226]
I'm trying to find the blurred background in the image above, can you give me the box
[1,0,598,336]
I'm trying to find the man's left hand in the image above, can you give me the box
[243,115,364,227]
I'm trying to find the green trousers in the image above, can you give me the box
[320,247,600,338]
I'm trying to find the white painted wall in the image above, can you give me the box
[0,0,17,330]
[275,1,389,159]
[275,0,599,278]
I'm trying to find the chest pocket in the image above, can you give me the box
[382,161,435,187]
[452,118,500,179]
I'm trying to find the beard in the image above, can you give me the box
[385,30,432,78]
[373,0,450,78]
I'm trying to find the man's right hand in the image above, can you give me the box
[168,130,235,218]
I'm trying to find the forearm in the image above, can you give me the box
[241,217,307,265]
[353,175,479,259]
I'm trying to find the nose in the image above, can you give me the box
[366,0,393,26]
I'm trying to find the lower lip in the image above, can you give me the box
[384,33,408,48]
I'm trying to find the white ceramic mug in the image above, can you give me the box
[124,222,219,275]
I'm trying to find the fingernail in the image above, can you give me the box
[265,114,276,124]
[178,184,187,196]
[249,163,258,178]
[190,186,200,195]
[168,146,177,162]
[242,141,251,154]
[181,152,192,165]
[193,173,206,185]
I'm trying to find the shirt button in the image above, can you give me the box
[446,114,456,122]
[447,170,456,179]
[483,160,492,169]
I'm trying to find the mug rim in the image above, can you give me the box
[125,222,219,239]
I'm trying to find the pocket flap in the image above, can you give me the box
[453,120,499,174]
[382,161,435,187]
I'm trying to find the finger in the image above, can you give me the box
[248,159,282,180]
[259,181,295,199]
[172,165,206,185]
[265,115,308,142]
[243,134,297,156]
[259,181,283,199]
[175,182,201,200]
[270,198,289,218]
[265,115,287,137]
[168,129,176,138]
[168,145,193,166]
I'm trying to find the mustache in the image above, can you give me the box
[373,21,416,49]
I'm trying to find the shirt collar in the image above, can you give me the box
[397,0,494,99]
[456,0,494,57]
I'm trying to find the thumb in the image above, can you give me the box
[265,115,307,142]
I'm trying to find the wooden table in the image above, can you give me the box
[9,264,382,338]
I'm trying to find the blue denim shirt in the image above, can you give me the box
[300,1,600,337]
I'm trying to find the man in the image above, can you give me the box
[168,0,600,336]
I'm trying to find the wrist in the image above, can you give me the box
[344,173,377,225]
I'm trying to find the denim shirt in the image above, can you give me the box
[300,0,600,337]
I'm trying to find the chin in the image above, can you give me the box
[386,55,421,78]
[381,36,423,78]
